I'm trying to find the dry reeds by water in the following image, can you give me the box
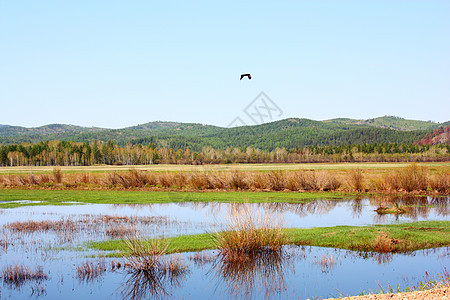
[3,214,175,251]
[371,232,409,253]
[123,238,169,272]
[76,261,107,281]
[2,265,48,288]
[214,204,287,261]
[0,164,448,193]
[120,237,189,300]
[348,168,365,192]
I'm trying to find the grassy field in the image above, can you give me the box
[0,162,448,174]
[88,221,450,254]
[0,189,354,208]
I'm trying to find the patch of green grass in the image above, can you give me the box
[0,189,355,208]
[286,221,449,252]
[88,221,449,255]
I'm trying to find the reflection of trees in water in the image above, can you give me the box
[261,200,340,217]
[208,248,298,299]
[428,196,450,216]
[371,196,449,221]
[349,250,395,264]
[119,267,189,300]
[350,197,365,218]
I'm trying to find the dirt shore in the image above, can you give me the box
[326,286,449,300]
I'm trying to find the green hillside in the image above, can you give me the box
[0,117,441,151]
[0,124,105,137]
[325,116,440,131]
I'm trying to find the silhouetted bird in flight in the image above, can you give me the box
[240,73,252,80]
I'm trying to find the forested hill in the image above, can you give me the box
[0,117,447,151]
[325,116,440,131]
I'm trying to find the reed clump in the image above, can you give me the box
[228,170,248,190]
[105,225,137,238]
[381,164,430,192]
[122,237,188,288]
[123,238,169,272]
[371,232,408,253]
[348,168,365,191]
[189,172,215,189]
[52,167,63,184]
[2,265,48,288]
[214,204,286,261]
[76,261,106,281]
[428,171,450,193]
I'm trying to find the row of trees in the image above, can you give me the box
[1,140,449,166]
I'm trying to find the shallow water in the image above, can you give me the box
[1,247,448,300]
[0,196,448,299]
[1,197,449,235]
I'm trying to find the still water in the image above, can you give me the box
[0,196,448,299]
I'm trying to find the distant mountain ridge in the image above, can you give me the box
[0,116,448,150]
[325,116,440,131]
[0,124,105,137]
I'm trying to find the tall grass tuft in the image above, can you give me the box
[120,237,189,299]
[266,171,286,191]
[371,232,407,253]
[429,171,450,193]
[123,238,169,272]
[316,171,342,191]
[348,168,365,191]
[228,170,248,190]
[214,204,286,261]
[52,167,63,184]
[397,164,428,192]
[190,172,214,189]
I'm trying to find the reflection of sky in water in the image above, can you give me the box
[1,246,448,300]
[1,197,448,232]
[0,197,448,299]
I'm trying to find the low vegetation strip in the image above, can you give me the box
[0,189,351,208]
[0,164,449,200]
[88,221,450,255]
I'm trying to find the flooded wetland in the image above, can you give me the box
[0,195,448,299]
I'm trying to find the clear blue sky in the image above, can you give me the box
[1,1,449,128]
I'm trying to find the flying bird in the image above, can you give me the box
[240,73,251,80]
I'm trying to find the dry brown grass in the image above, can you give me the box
[105,225,137,238]
[2,265,48,288]
[228,170,248,190]
[348,168,365,192]
[52,167,63,184]
[0,163,448,193]
[380,164,430,192]
[371,232,408,253]
[123,238,169,272]
[215,204,286,261]
[428,171,450,193]
[6,219,76,233]
[76,261,106,281]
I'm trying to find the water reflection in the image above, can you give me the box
[119,267,189,300]
[208,248,298,299]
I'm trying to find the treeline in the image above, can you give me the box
[1,140,449,167]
